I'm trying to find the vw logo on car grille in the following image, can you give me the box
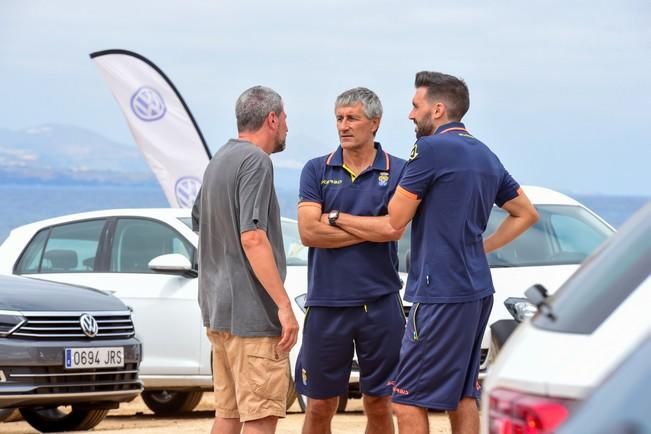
[80,314,99,338]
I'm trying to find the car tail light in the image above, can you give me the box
[489,388,574,434]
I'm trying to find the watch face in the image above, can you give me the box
[329,211,337,218]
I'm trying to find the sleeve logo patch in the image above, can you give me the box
[408,143,419,161]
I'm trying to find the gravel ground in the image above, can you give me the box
[2,393,452,433]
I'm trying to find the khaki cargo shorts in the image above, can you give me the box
[207,329,291,422]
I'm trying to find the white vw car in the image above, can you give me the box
[0,186,613,415]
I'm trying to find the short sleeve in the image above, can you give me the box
[397,141,435,200]
[238,151,274,232]
[298,159,322,205]
[495,168,521,207]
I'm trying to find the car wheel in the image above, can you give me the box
[141,390,203,415]
[297,393,348,413]
[0,408,21,422]
[19,406,109,432]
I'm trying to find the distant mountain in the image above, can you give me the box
[0,124,313,204]
[0,124,157,185]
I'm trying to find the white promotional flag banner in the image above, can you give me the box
[90,49,211,208]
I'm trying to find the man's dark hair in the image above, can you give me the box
[415,71,470,121]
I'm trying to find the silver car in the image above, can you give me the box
[0,274,143,432]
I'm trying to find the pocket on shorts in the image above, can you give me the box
[395,293,407,323]
[246,350,290,401]
[411,303,421,342]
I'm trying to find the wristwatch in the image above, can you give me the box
[328,210,340,226]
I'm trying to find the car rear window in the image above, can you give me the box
[533,204,651,334]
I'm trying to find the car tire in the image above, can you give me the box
[19,407,109,432]
[141,390,203,415]
[0,408,21,422]
[297,393,348,413]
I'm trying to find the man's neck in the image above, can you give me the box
[432,116,455,133]
[238,132,272,155]
[342,142,377,174]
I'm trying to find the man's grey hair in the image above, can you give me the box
[235,86,284,133]
[335,87,383,119]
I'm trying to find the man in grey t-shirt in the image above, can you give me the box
[195,86,298,434]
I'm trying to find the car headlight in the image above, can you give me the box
[0,310,25,336]
[294,294,307,314]
[504,297,537,322]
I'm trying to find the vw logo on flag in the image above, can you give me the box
[80,313,99,338]
[130,86,167,121]
[175,176,202,208]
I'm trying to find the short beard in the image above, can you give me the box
[272,139,286,154]
[415,117,434,139]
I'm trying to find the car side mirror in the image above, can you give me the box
[525,283,549,307]
[148,254,197,278]
[524,283,557,321]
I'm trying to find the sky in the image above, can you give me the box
[1,0,650,195]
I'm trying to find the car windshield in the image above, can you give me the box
[281,220,308,266]
[179,217,193,230]
[178,217,308,266]
[533,203,651,334]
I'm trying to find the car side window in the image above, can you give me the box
[110,218,193,273]
[40,220,106,273]
[550,214,605,256]
[15,229,49,273]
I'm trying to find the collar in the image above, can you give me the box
[326,142,390,171]
[434,121,467,135]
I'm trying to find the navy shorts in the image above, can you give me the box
[295,292,405,399]
[391,295,493,410]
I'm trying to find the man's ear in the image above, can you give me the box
[432,102,447,120]
[267,111,278,130]
[371,117,381,135]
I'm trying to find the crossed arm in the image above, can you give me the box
[297,202,404,248]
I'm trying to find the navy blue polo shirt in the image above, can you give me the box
[396,122,520,304]
[299,143,406,307]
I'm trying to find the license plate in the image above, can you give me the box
[64,347,124,369]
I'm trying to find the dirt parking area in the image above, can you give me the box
[2,393,452,433]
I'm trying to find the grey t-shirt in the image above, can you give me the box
[197,139,286,337]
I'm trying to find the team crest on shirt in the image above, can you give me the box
[378,172,389,187]
[302,368,308,386]
[408,143,419,161]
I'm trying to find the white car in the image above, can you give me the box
[0,210,310,415]
[0,186,612,414]
[398,186,614,376]
[480,202,651,434]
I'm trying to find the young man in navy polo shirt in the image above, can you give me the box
[387,72,539,434]
[296,87,407,434]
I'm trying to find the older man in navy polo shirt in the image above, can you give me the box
[296,87,407,434]
[388,72,539,434]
